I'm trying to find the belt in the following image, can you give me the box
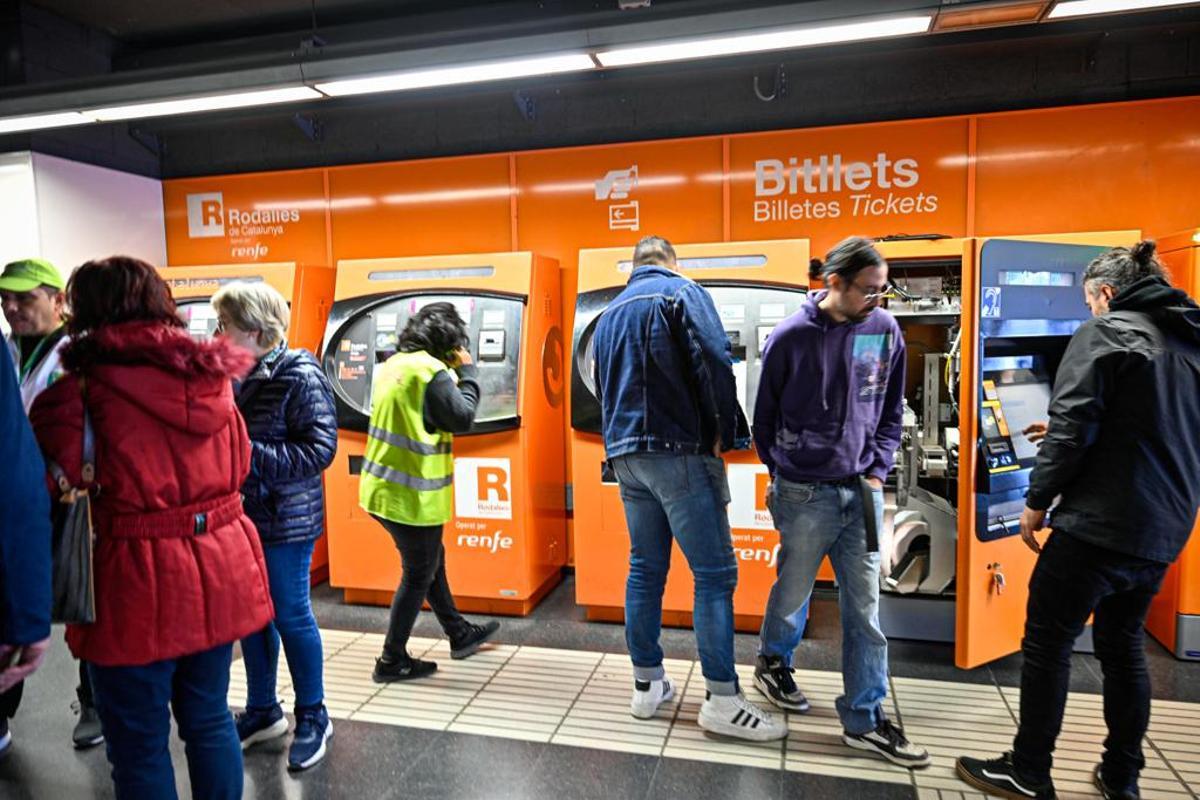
[99,492,244,540]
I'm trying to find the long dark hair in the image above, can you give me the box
[810,237,886,283]
[397,302,468,361]
[66,256,183,338]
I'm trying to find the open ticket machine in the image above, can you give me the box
[320,252,566,614]
[867,235,1141,667]
[159,261,336,582]
[1146,229,1200,660]
[570,240,809,630]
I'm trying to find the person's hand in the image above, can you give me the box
[712,439,722,458]
[451,347,473,368]
[1023,422,1048,444]
[0,637,51,694]
[1019,506,1047,554]
[865,476,883,490]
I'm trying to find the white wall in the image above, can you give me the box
[0,152,41,269]
[31,152,165,272]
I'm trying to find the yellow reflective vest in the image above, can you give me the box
[358,350,454,525]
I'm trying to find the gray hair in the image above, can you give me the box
[1083,240,1166,297]
[632,235,677,269]
[211,280,290,347]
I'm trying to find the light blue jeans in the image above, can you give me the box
[759,476,888,734]
[612,453,740,696]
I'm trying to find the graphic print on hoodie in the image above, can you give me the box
[752,290,906,484]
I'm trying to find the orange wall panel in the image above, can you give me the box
[163,170,328,267]
[328,154,513,259]
[729,118,971,257]
[974,97,1200,240]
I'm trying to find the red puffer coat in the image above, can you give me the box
[30,321,274,667]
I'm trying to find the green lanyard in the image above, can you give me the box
[18,328,60,383]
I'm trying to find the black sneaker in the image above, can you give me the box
[449,620,500,660]
[845,718,931,768]
[753,655,810,713]
[1094,764,1139,800]
[372,655,437,683]
[71,688,104,749]
[955,752,1056,799]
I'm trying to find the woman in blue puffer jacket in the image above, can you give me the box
[211,281,338,772]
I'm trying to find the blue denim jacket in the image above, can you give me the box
[593,264,749,459]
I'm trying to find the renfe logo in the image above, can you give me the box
[454,458,513,520]
[456,530,514,553]
[726,464,775,531]
[186,192,225,238]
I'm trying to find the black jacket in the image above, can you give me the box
[1027,277,1200,563]
[236,347,338,546]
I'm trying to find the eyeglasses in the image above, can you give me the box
[849,281,894,302]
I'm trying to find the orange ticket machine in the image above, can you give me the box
[1146,229,1200,660]
[320,252,566,614]
[570,240,810,631]
[159,261,336,583]
[950,232,1140,668]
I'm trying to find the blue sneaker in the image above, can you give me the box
[288,705,332,771]
[235,704,288,750]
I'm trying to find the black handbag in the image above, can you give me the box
[45,393,97,625]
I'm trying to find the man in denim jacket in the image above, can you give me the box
[592,235,785,742]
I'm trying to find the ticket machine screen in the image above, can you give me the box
[326,293,524,432]
[177,300,219,339]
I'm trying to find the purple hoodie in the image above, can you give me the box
[753,290,905,483]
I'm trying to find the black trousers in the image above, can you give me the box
[1012,531,1168,790]
[373,516,468,662]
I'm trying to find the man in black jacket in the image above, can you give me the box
[958,241,1200,800]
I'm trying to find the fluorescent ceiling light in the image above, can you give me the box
[315,52,594,96]
[0,112,93,134]
[86,86,322,122]
[595,15,932,67]
[1048,0,1198,17]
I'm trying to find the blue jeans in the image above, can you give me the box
[88,644,242,800]
[242,539,325,711]
[612,453,740,696]
[759,477,888,734]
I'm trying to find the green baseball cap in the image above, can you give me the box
[0,258,65,293]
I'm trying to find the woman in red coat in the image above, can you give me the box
[30,256,273,800]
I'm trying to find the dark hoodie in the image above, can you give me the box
[753,290,906,483]
[1027,276,1200,563]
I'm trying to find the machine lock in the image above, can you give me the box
[988,562,1006,596]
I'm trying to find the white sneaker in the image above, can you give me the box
[630,678,675,719]
[698,691,788,741]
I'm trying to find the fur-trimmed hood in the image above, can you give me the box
[62,321,254,436]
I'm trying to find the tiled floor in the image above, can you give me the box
[4,577,1198,799]
[227,627,1200,799]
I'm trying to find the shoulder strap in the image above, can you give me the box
[78,377,96,486]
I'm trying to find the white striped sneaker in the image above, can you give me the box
[698,691,788,741]
[630,677,675,719]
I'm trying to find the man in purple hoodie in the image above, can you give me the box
[752,237,930,768]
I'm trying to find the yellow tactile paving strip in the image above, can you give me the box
[227,629,1200,798]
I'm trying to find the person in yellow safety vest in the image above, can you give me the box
[360,302,500,683]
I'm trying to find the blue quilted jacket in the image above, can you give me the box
[236,346,338,546]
